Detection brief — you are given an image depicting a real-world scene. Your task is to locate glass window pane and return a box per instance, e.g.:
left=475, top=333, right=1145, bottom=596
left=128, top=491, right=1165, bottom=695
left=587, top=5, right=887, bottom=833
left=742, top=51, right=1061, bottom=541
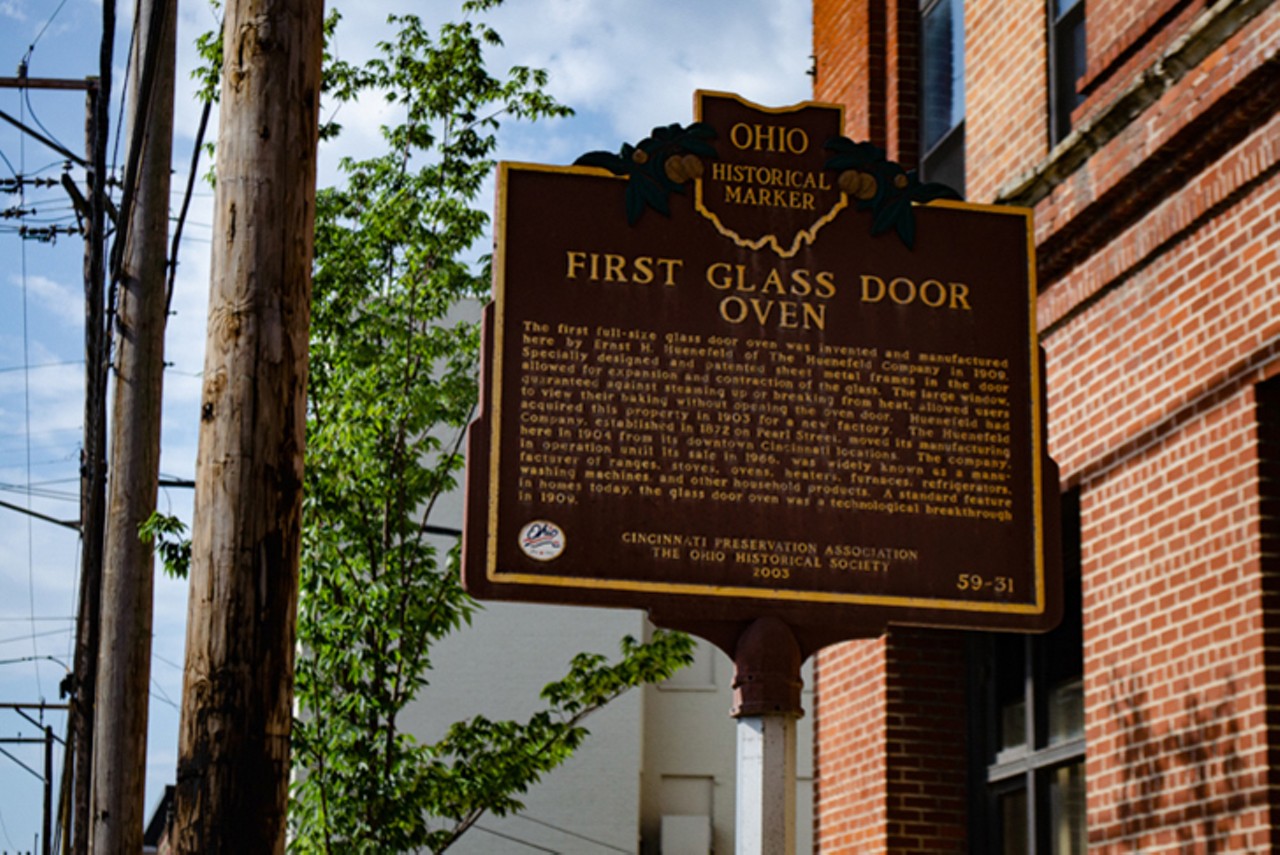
left=1048, top=676, right=1084, bottom=745
left=921, top=0, right=966, bottom=152
left=995, top=637, right=1026, bottom=755
left=1054, top=0, right=1082, bottom=18
left=1049, top=762, right=1087, bottom=855
left=920, top=124, right=965, bottom=196
left=1000, top=697, right=1027, bottom=755
left=1000, top=788, right=1029, bottom=855
left=1051, top=9, right=1086, bottom=144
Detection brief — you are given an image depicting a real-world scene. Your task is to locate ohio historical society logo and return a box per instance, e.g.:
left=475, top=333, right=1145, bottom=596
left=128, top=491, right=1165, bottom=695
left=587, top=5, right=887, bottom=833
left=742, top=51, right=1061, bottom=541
left=519, top=520, right=565, bottom=561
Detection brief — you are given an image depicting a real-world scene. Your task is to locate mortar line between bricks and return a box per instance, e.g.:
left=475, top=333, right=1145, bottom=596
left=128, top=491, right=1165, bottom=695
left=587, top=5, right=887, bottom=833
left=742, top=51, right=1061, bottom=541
left=1066, top=332, right=1280, bottom=491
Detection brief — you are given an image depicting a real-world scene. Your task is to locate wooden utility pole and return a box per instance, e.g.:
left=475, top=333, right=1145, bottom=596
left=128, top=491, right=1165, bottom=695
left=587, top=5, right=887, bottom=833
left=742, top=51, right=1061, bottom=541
left=170, top=0, right=323, bottom=850
left=90, top=0, right=174, bottom=849
left=75, top=13, right=114, bottom=854
left=72, top=75, right=107, bottom=855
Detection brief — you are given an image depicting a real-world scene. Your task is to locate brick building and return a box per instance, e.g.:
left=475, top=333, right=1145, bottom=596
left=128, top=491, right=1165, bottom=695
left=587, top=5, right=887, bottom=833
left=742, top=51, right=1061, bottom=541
left=810, top=0, right=1280, bottom=851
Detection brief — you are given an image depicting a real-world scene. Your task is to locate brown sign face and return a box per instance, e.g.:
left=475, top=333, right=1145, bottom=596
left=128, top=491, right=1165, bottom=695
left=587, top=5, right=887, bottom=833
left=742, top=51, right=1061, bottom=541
left=463, top=92, right=1060, bottom=634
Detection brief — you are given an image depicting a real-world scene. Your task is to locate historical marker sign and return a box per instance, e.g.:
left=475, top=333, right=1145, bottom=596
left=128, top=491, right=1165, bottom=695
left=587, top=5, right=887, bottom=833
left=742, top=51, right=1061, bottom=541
left=463, top=92, right=1060, bottom=635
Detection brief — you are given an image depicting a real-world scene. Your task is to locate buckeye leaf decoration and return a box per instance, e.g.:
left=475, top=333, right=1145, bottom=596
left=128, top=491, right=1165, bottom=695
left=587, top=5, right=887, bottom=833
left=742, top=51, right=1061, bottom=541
left=575, top=122, right=718, bottom=225
left=824, top=136, right=962, bottom=249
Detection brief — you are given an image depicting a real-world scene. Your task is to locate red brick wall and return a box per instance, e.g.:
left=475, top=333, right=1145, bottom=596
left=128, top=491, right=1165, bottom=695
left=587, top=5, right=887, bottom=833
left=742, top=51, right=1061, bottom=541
left=1035, top=127, right=1280, bottom=480
left=884, top=0, right=919, bottom=165
left=813, top=0, right=926, bottom=155
left=814, top=0, right=881, bottom=143
left=882, top=629, right=967, bottom=854
left=1078, top=390, right=1271, bottom=852
left=812, top=0, right=1280, bottom=851
left=1078, top=0, right=1207, bottom=108
left=966, top=0, right=1049, bottom=203
left=814, top=637, right=889, bottom=853
left=1039, top=145, right=1280, bottom=853
left=813, top=630, right=968, bottom=854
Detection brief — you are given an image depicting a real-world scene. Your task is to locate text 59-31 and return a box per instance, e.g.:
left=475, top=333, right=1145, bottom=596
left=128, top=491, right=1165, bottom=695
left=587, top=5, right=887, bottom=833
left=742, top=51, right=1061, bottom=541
left=956, top=573, right=1013, bottom=594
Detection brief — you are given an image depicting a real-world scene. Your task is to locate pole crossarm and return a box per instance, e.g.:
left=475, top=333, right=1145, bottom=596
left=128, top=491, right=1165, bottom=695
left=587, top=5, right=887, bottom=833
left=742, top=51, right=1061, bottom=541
left=0, top=77, right=97, bottom=91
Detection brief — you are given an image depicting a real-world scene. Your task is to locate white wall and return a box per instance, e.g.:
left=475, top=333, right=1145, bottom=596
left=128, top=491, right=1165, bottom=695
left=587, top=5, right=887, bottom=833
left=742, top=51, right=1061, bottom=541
left=640, top=638, right=814, bottom=855
left=404, top=601, right=648, bottom=854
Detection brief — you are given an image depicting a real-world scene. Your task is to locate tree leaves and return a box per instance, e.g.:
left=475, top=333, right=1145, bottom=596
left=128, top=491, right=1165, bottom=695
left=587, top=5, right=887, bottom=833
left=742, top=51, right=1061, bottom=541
left=286, top=6, right=694, bottom=854
left=138, top=511, right=191, bottom=579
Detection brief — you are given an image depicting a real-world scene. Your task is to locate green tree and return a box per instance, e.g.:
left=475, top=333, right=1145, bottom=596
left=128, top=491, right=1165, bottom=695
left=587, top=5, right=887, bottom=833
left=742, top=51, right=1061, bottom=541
left=286, top=5, right=694, bottom=853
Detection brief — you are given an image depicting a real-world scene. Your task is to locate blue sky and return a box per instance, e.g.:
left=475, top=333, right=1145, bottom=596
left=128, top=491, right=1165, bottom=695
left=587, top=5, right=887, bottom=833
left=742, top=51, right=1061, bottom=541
left=0, top=0, right=811, bottom=848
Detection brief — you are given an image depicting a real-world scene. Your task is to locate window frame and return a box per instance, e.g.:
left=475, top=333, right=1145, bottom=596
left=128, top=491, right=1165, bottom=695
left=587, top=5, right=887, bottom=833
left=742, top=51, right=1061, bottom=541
left=967, top=490, right=1085, bottom=854
left=1048, top=0, right=1087, bottom=147
left=919, top=0, right=967, bottom=194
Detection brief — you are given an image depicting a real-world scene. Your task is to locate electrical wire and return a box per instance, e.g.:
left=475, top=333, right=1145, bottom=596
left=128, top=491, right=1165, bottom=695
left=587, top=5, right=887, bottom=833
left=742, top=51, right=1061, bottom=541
left=0, top=618, right=75, bottom=623
left=0, top=803, right=15, bottom=850
left=107, top=0, right=175, bottom=293
left=18, top=85, right=42, bottom=701
left=149, top=679, right=177, bottom=711
left=23, top=0, right=72, bottom=62
left=514, top=814, right=633, bottom=854
left=26, top=160, right=71, bottom=176
left=472, top=824, right=561, bottom=853
left=0, top=483, right=80, bottom=503
left=0, top=655, right=70, bottom=668
left=152, top=652, right=182, bottom=670
left=109, top=15, right=137, bottom=188
left=166, top=98, right=212, bottom=310
left=0, top=487, right=80, bottom=506
left=0, top=628, right=71, bottom=647
left=23, top=89, right=71, bottom=164
left=0, top=361, right=83, bottom=373
left=0, top=107, right=89, bottom=168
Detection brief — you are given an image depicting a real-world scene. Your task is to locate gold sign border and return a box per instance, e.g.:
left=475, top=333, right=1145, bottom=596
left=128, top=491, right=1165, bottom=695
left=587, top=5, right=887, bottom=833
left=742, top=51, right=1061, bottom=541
left=486, top=161, right=1047, bottom=618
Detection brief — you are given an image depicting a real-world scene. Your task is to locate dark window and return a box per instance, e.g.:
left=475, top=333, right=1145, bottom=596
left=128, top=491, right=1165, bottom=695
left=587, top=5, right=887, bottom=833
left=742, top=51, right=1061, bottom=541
left=1049, top=0, right=1087, bottom=146
left=969, top=490, right=1086, bottom=853
left=920, top=0, right=966, bottom=195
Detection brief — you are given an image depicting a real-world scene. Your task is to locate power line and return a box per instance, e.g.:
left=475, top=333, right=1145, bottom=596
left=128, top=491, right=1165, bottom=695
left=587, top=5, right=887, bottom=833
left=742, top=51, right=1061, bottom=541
left=0, top=655, right=70, bottom=668
left=0, top=483, right=81, bottom=503
left=0, top=628, right=71, bottom=647
left=514, top=814, right=632, bottom=854
left=0, top=618, right=75, bottom=623
left=0, top=802, right=16, bottom=850
left=21, top=89, right=71, bottom=164
left=24, top=0, right=73, bottom=61
left=18, top=86, right=42, bottom=700
left=472, top=824, right=561, bottom=853
left=166, top=98, right=210, bottom=310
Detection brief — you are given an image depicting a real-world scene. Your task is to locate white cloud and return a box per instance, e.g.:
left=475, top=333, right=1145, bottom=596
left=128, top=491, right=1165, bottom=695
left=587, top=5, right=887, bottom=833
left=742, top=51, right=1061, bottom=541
left=0, top=1, right=27, bottom=22
left=9, top=273, right=83, bottom=325
left=488, top=0, right=813, bottom=140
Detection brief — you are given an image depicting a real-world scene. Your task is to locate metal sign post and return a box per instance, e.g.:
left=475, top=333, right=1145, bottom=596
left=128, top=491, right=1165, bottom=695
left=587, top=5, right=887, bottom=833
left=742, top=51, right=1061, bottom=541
left=732, top=618, right=802, bottom=855
left=736, top=715, right=798, bottom=855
